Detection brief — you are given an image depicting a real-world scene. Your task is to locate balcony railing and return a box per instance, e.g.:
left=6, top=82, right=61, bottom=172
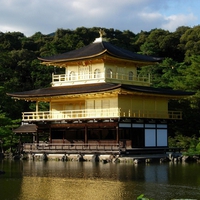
left=51, top=72, right=150, bottom=86
left=23, top=142, right=120, bottom=154
left=52, top=72, right=105, bottom=86
left=22, top=108, right=182, bottom=121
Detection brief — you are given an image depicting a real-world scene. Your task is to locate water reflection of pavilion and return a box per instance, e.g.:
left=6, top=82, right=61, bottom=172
left=20, top=161, right=170, bottom=199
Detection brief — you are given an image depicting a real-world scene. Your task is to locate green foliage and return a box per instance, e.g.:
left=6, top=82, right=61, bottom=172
left=140, top=42, right=156, bottom=55
left=0, top=111, right=21, bottom=152
left=169, top=135, right=200, bottom=155
left=137, top=194, right=154, bottom=200
left=182, top=55, right=200, bottom=92
left=150, top=58, right=180, bottom=88
left=29, top=102, right=49, bottom=112
left=180, top=26, right=200, bottom=62
left=195, top=141, right=200, bottom=152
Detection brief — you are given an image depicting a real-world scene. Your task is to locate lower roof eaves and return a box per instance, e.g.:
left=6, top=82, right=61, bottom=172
left=7, top=83, right=194, bottom=100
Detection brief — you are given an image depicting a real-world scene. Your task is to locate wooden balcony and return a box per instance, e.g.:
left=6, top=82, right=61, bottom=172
left=22, top=108, right=182, bottom=121
left=51, top=72, right=150, bottom=86
left=22, top=143, right=181, bottom=155
left=22, top=142, right=120, bottom=154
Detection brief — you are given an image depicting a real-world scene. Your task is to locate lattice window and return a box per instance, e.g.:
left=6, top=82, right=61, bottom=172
left=94, top=68, right=101, bottom=78
left=69, top=71, right=75, bottom=80
left=106, top=68, right=112, bottom=78
left=129, top=71, right=133, bottom=80
left=79, top=66, right=89, bottom=79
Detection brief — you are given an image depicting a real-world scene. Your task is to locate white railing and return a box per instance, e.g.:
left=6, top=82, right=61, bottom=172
left=22, top=108, right=182, bottom=121
left=52, top=72, right=105, bottom=86
left=52, top=72, right=105, bottom=82
left=51, top=72, right=151, bottom=86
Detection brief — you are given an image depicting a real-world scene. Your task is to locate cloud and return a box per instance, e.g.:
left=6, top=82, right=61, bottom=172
left=0, top=0, right=199, bottom=36
left=162, top=14, right=197, bottom=31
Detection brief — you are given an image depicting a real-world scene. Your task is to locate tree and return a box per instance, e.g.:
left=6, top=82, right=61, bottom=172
left=140, top=42, right=157, bottom=56
left=180, top=25, right=200, bottom=62
left=144, top=28, right=170, bottom=56
left=135, top=30, right=149, bottom=51
left=0, top=111, right=21, bottom=153
left=182, top=55, right=200, bottom=92
left=0, top=32, right=25, bottom=51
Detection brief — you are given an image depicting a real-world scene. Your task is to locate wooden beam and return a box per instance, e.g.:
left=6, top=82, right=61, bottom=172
left=50, top=122, right=118, bottom=129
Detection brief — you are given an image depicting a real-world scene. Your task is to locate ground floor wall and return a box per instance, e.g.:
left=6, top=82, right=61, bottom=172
left=34, top=120, right=168, bottom=149
left=119, top=122, right=168, bottom=148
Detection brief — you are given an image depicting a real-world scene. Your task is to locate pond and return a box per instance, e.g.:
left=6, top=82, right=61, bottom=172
left=0, top=159, right=200, bottom=200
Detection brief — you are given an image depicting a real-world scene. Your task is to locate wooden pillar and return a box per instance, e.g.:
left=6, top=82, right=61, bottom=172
left=36, top=101, right=39, bottom=113
left=84, top=125, right=88, bottom=143
left=116, top=126, right=119, bottom=143
left=19, top=135, right=22, bottom=153
left=62, top=130, right=65, bottom=143
left=49, top=126, right=52, bottom=143
left=32, top=134, right=36, bottom=143
left=36, top=131, right=39, bottom=144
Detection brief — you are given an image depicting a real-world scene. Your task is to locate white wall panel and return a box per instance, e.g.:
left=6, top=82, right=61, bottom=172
left=157, top=129, right=167, bottom=146
left=145, top=129, right=156, bottom=147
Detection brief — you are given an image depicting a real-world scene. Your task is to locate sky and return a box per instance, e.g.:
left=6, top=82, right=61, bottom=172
left=0, top=0, right=200, bottom=37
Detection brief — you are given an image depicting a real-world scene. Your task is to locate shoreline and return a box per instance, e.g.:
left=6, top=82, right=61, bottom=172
left=1, top=152, right=200, bottom=163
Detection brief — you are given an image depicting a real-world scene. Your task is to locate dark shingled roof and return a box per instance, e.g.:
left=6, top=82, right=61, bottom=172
left=38, top=41, right=162, bottom=63
left=121, top=85, right=194, bottom=96
left=13, top=124, right=37, bottom=133
left=7, top=83, right=194, bottom=98
left=7, top=83, right=120, bottom=98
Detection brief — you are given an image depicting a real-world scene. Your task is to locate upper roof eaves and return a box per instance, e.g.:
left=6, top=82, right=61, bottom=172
left=38, top=40, right=162, bottom=63
left=103, top=42, right=162, bottom=62
left=39, top=42, right=106, bottom=62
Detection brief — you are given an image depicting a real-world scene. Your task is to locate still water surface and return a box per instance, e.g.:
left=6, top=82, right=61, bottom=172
left=0, top=159, right=200, bottom=200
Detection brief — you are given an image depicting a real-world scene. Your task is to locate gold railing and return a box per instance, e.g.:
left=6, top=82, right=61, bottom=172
left=22, top=108, right=182, bottom=121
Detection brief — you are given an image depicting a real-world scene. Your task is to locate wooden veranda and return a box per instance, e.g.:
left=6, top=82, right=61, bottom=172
left=22, top=142, right=121, bottom=155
